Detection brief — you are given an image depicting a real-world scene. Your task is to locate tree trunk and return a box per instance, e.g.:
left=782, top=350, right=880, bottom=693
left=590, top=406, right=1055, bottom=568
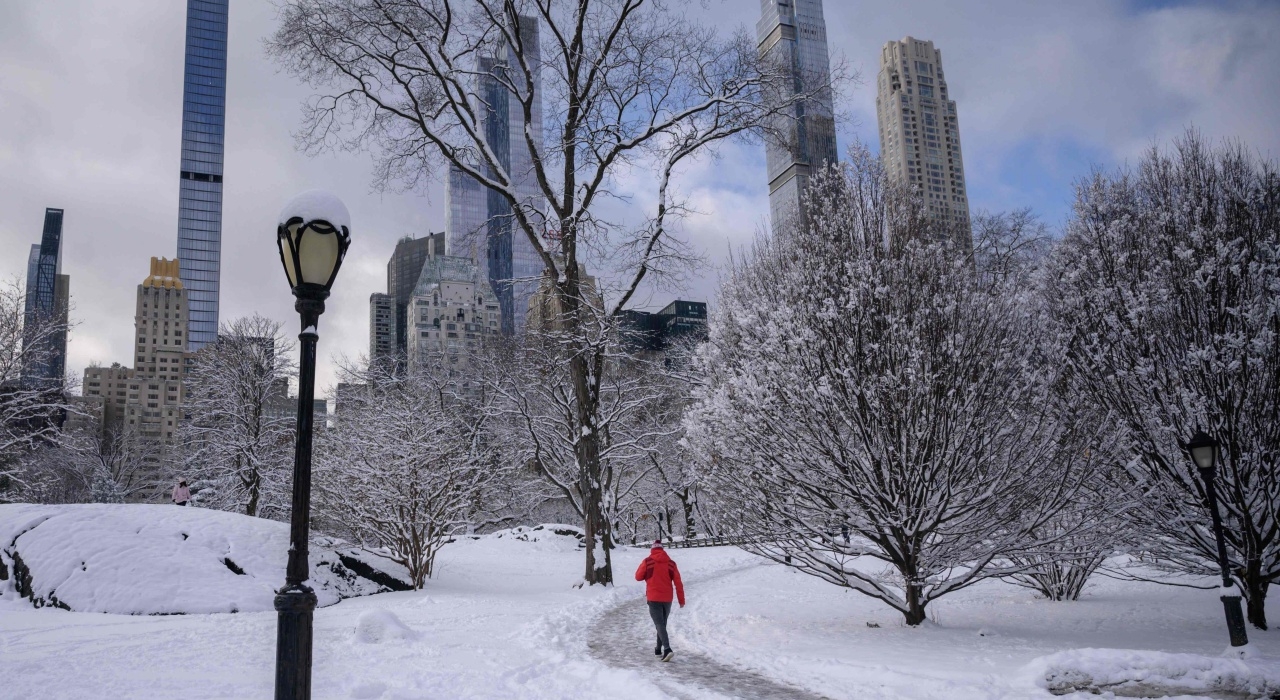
left=903, top=583, right=927, bottom=626
left=682, top=492, right=696, bottom=539
left=1244, top=563, right=1269, bottom=630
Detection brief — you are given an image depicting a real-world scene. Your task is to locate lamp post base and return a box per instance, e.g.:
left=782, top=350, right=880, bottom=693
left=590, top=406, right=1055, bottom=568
left=1222, top=594, right=1249, bottom=647
left=274, top=584, right=318, bottom=700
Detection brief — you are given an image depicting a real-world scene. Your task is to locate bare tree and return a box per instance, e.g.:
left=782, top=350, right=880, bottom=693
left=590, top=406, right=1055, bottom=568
left=1045, top=131, right=1280, bottom=628
left=970, top=207, right=1053, bottom=289
left=315, top=361, right=515, bottom=588
left=177, top=316, right=297, bottom=519
left=685, top=149, right=1097, bottom=626
left=0, top=278, right=74, bottom=501
left=268, top=0, right=835, bottom=584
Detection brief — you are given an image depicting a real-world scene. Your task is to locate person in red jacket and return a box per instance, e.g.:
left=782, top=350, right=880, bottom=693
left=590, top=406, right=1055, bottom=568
left=635, top=539, right=685, bottom=661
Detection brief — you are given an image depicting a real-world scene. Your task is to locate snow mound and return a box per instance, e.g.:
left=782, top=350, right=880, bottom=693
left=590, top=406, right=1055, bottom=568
left=0, top=504, right=409, bottom=614
left=354, top=608, right=420, bottom=644
left=488, top=524, right=584, bottom=551
left=278, top=189, right=350, bottom=230
left=1026, top=648, right=1280, bottom=698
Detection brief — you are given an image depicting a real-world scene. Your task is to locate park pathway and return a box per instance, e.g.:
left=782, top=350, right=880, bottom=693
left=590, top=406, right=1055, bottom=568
left=586, top=573, right=829, bottom=700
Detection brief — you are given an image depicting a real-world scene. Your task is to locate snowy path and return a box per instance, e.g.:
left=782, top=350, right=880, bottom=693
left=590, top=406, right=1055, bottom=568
left=587, top=571, right=828, bottom=700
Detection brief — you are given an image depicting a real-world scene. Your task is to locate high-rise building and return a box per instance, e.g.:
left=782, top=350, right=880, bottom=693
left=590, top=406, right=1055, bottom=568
left=174, top=0, right=229, bottom=350
left=526, top=257, right=603, bottom=334
left=368, top=293, right=395, bottom=364
left=757, top=0, right=838, bottom=227
left=22, top=208, right=70, bottom=388
left=82, top=258, right=194, bottom=483
left=406, top=249, right=501, bottom=375
left=447, top=15, right=544, bottom=336
left=876, top=36, right=971, bottom=243
left=387, top=233, right=445, bottom=355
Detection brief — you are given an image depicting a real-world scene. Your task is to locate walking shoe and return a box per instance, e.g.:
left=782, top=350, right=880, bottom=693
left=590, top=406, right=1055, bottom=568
left=662, top=649, right=674, bottom=662
left=654, top=645, right=662, bottom=657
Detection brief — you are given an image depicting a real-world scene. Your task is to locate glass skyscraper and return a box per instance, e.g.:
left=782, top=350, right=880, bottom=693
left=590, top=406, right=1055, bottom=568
left=757, top=0, right=838, bottom=228
left=175, top=0, right=229, bottom=350
left=22, top=208, right=69, bottom=387
left=446, top=16, right=543, bottom=336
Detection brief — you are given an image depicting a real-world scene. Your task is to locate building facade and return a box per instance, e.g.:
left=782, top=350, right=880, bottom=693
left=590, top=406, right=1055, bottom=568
left=876, top=36, right=971, bottom=244
left=446, top=15, right=544, bottom=336
left=22, top=207, right=70, bottom=388
left=368, top=292, right=395, bottom=365
left=175, top=0, right=229, bottom=350
left=407, top=252, right=502, bottom=374
left=618, top=301, right=709, bottom=357
left=82, top=258, right=194, bottom=480
left=525, top=258, right=604, bottom=334
left=757, top=0, right=838, bottom=228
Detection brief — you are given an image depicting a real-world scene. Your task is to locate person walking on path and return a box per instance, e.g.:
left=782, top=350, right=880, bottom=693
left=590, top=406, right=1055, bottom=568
left=172, top=479, right=190, bottom=506
left=635, top=539, right=685, bottom=662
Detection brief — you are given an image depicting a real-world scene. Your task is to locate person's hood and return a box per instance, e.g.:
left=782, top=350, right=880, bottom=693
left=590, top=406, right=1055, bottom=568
left=649, top=547, right=672, bottom=563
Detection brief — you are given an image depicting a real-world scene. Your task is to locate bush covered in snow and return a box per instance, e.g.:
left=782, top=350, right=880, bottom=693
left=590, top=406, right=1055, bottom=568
left=0, top=504, right=411, bottom=614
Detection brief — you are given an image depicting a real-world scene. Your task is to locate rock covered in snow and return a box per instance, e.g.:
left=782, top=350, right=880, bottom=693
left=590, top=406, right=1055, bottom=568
left=0, top=504, right=409, bottom=614
left=278, top=189, right=351, bottom=230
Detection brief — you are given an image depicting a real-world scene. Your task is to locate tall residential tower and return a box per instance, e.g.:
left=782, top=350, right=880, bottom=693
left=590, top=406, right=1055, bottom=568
left=174, top=0, right=229, bottom=350
left=22, top=208, right=70, bottom=388
left=876, top=37, right=971, bottom=243
left=446, top=15, right=543, bottom=336
left=757, top=0, right=838, bottom=227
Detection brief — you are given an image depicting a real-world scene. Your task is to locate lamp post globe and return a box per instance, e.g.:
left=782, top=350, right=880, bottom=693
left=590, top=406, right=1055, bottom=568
left=1183, top=428, right=1248, bottom=649
left=1185, top=429, right=1218, bottom=473
left=273, top=190, right=350, bottom=700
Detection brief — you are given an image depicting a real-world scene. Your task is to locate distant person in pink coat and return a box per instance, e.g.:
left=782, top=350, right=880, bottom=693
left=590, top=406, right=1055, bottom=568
left=172, top=479, right=190, bottom=506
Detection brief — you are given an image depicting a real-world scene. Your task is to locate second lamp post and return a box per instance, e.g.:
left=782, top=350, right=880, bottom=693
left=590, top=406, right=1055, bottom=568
left=274, top=191, right=352, bottom=700
left=1184, top=429, right=1249, bottom=648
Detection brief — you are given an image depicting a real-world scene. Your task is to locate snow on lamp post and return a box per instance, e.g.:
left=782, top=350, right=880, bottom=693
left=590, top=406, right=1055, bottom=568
left=1184, top=429, right=1249, bottom=648
left=273, top=190, right=351, bottom=700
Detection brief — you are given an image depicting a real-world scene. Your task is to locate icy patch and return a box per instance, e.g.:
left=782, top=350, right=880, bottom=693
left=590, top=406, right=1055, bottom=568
left=354, top=609, right=421, bottom=644
left=278, top=189, right=351, bottom=230
left=1026, top=648, right=1280, bottom=698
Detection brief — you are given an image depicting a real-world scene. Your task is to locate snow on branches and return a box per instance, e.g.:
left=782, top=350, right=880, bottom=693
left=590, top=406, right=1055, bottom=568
left=685, top=147, right=1099, bottom=625
left=314, top=360, right=518, bottom=589
left=177, top=316, right=297, bottom=519
left=1044, top=131, right=1280, bottom=628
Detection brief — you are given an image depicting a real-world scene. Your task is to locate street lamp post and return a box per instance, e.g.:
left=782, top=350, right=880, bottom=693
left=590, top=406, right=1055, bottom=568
left=1184, top=429, right=1249, bottom=648
left=273, top=191, right=351, bottom=700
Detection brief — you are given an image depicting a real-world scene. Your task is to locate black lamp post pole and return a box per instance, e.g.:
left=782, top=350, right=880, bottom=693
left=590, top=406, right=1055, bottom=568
left=1199, top=464, right=1249, bottom=647
left=274, top=291, right=326, bottom=700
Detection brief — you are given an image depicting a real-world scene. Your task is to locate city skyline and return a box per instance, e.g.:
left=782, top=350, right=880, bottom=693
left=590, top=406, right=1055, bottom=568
left=1, top=0, right=1276, bottom=395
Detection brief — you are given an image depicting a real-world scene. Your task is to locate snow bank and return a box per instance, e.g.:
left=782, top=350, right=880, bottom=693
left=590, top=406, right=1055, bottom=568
left=1026, top=648, right=1280, bottom=698
left=0, top=504, right=409, bottom=614
left=488, top=524, right=585, bottom=551
left=354, top=608, right=421, bottom=644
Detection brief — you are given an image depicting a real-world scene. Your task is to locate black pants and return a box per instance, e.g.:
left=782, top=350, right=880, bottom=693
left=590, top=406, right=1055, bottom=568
left=648, top=601, right=672, bottom=652
left=175, top=501, right=187, bottom=506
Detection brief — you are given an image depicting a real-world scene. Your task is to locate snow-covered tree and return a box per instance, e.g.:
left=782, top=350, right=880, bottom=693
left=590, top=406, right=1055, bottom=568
left=177, top=315, right=297, bottom=519
left=268, top=0, right=836, bottom=585
left=315, top=360, right=519, bottom=588
left=485, top=325, right=683, bottom=560
left=685, top=147, right=1097, bottom=625
left=1044, top=131, right=1280, bottom=628
left=0, top=278, right=74, bottom=502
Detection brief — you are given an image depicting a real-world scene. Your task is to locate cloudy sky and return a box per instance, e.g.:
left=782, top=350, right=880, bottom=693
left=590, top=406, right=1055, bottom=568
left=1, top=0, right=1277, bottom=396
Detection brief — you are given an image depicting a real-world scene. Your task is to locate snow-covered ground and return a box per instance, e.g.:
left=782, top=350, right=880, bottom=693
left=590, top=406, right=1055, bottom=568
left=3, top=506, right=1280, bottom=699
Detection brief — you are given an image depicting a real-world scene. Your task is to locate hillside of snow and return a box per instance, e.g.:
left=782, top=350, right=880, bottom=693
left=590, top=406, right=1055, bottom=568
left=5, top=511, right=1280, bottom=699
left=0, top=504, right=410, bottom=614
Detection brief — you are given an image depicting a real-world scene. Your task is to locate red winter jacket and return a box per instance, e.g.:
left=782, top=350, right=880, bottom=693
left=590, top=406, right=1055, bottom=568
left=635, top=547, right=685, bottom=605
